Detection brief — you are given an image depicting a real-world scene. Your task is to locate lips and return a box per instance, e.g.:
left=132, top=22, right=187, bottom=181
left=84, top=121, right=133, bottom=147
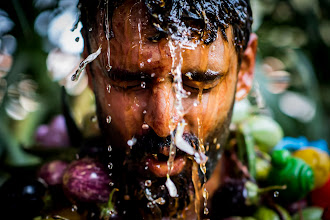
left=145, top=155, right=186, bottom=177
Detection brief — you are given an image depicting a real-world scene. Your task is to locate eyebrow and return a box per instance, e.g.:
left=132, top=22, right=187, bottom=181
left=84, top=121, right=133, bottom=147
left=106, top=68, right=225, bottom=82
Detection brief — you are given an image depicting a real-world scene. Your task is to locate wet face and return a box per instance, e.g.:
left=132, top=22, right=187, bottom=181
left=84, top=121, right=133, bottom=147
left=84, top=0, right=256, bottom=217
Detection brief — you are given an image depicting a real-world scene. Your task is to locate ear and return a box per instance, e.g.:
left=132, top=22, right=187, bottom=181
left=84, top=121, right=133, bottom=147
left=235, top=33, right=258, bottom=101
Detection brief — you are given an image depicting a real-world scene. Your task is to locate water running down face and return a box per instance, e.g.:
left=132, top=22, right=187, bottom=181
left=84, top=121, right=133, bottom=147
left=81, top=0, right=257, bottom=218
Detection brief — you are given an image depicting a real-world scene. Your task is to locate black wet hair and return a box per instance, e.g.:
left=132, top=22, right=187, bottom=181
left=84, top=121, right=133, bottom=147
left=79, top=0, right=252, bottom=55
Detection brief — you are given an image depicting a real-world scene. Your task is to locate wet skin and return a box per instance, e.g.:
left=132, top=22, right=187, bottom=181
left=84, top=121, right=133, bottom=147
left=84, top=0, right=257, bottom=217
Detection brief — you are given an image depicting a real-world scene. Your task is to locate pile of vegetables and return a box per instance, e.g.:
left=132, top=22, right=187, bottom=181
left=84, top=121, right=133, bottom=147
left=209, top=100, right=330, bottom=219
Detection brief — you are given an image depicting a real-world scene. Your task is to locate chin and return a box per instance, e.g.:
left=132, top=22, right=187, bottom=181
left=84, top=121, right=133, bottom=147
left=115, top=153, right=194, bottom=218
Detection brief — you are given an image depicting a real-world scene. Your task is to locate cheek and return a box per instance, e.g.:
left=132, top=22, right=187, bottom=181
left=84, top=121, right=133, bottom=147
left=185, top=73, right=237, bottom=139
left=93, top=75, right=147, bottom=139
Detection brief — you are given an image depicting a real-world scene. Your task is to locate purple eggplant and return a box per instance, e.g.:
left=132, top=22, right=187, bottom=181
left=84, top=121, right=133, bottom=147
left=38, top=160, right=68, bottom=186
left=35, top=115, right=70, bottom=147
left=62, top=158, right=111, bottom=203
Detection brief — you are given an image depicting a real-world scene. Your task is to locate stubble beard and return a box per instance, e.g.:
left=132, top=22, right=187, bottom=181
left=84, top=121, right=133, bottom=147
left=94, top=94, right=235, bottom=218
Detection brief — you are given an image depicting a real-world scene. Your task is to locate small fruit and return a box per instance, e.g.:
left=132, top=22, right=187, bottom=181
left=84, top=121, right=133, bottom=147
left=62, top=157, right=111, bottom=203
left=38, top=160, right=68, bottom=186
left=293, top=147, right=330, bottom=189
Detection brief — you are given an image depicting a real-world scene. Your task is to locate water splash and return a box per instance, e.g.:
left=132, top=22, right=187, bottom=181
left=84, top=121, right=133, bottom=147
left=71, top=46, right=102, bottom=81
left=196, top=91, right=209, bottom=217
left=165, top=39, right=206, bottom=202
left=165, top=175, right=178, bottom=197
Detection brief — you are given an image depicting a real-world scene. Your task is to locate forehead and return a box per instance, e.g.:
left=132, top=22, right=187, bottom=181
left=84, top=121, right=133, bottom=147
left=91, top=0, right=238, bottom=75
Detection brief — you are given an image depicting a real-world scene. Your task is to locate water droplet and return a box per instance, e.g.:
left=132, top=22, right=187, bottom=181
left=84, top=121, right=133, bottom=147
left=106, top=115, right=112, bottom=124
left=75, top=154, right=80, bottom=160
left=143, top=110, right=147, bottom=114
left=213, top=138, right=217, bottom=144
left=108, top=162, right=113, bottom=169
left=151, top=73, right=155, bottom=77
left=106, top=84, right=111, bottom=93
left=141, top=82, right=146, bottom=88
left=145, top=180, right=152, bottom=187
left=216, top=143, right=221, bottom=150
left=160, top=185, right=165, bottom=190
left=142, top=123, right=149, bottom=129
left=89, top=28, right=93, bottom=32
left=204, top=207, right=209, bottom=215
left=108, top=145, right=112, bottom=152
left=147, top=202, right=154, bottom=209
left=75, top=37, right=80, bottom=42
left=193, top=101, right=199, bottom=107
left=274, top=191, right=279, bottom=197
left=71, top=205, right=78, bottom=212
left=106, top=64, right=112, bottom=71
left=127, top=137, right=137, bottom=147
left=147, top=58, right=152, bottom=63
left=109, top=173, right=112, bottom=176
left=140, top=62, right=145, bottom=68
left=109, top=182, right=114, bottom=186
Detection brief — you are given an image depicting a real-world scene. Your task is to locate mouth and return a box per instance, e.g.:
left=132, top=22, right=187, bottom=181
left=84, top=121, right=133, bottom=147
left=145, top=154, right=187, bottom=177
left=143, top=143, right=188, bottom=178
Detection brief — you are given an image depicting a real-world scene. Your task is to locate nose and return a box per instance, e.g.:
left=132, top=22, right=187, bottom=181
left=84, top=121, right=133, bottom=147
left=144, top=82, right=177, bottom=137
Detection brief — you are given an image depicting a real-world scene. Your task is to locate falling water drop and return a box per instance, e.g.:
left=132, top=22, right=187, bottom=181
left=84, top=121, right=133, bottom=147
left=108, top=162, right=113, bottom=169
left=89, top=28, right=93, bottom=32
left=145, top=180, right=152, bottom=187
left=141, top=81, right=146, bottom=88
left=106, top=115, right=112, bottom=124
left=204, top=207, right=209, bottom=215
left=143, top=110, right=147, bottom=114
left=75, top=37, right=79, bottom=42
left=274, top=191, right=279, bottom=197
left=109, top=182, right=114, bottom=186
left=108, top=145, right=112, bottom=152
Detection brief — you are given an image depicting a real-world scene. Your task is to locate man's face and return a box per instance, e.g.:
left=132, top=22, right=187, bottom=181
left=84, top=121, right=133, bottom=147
left=85, top=0, right=255, bottom=217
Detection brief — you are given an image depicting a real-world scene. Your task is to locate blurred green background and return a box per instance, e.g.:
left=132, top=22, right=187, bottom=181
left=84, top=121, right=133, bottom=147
left=0, top=0, right=329, bottom=180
